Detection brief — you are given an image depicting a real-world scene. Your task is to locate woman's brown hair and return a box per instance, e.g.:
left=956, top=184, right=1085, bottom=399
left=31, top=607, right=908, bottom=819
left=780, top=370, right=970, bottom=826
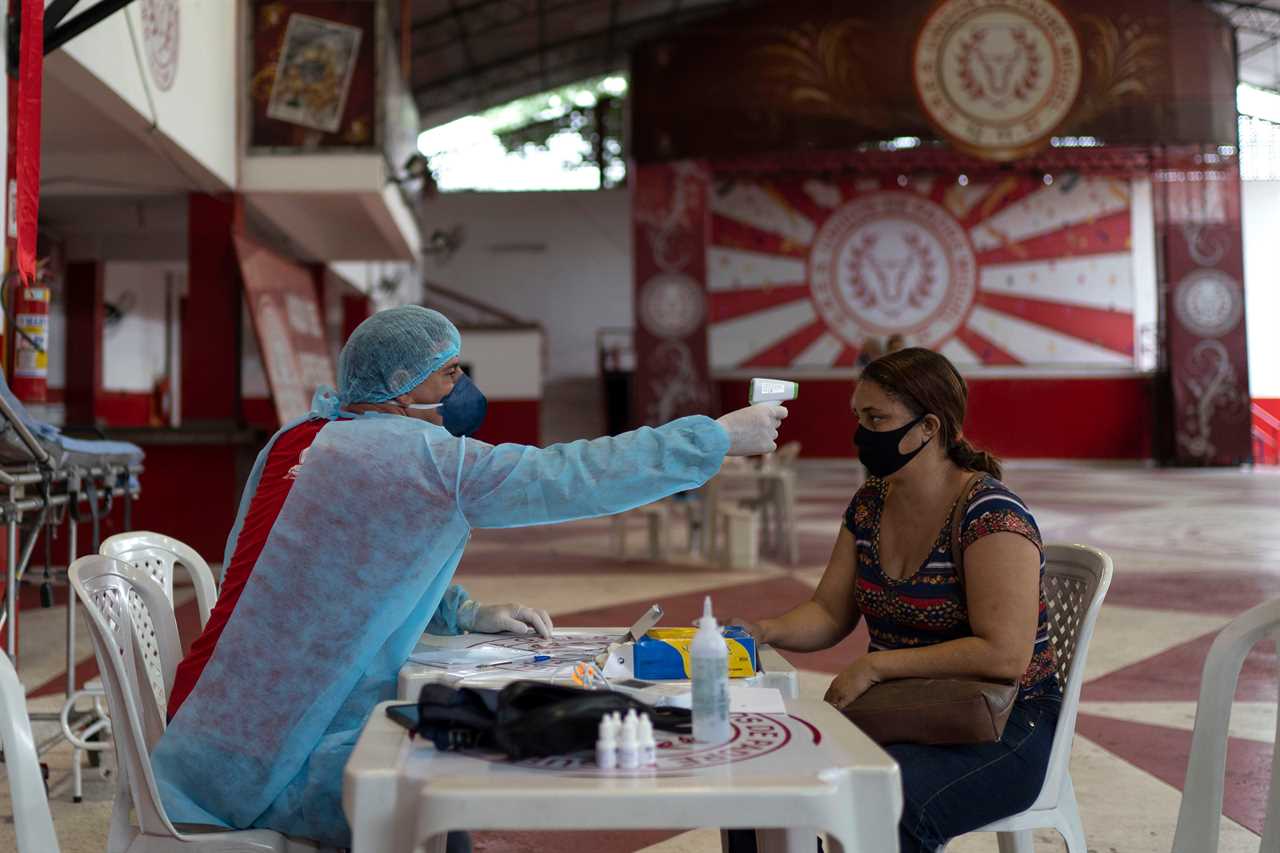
left=859, top=347, right=1002, bottom=479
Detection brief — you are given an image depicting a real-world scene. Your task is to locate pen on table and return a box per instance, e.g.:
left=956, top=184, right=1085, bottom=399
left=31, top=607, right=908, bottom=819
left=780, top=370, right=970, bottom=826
left=475, top=655, right=552, bottom=668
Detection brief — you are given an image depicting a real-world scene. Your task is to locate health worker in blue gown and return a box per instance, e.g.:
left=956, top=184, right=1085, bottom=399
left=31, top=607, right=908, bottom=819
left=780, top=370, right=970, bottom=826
left=150, top=306, right=788, bottom=847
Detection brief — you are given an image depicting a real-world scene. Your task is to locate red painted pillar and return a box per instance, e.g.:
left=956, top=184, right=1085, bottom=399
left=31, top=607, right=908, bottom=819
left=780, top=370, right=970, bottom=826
left=63, top=261, right=103, bottom=426
left=183, top=194, right=243, bottom=425
left=341, top=292, right=371, bottom=346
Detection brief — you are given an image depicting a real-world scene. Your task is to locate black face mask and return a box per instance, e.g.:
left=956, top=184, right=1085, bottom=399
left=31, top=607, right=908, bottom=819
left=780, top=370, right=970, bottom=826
left=854, top=414, right=931, bottom=478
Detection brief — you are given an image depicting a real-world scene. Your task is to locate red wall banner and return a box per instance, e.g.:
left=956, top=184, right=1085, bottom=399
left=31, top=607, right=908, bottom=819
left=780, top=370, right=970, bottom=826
left=631, top=0, right=1236, bottom=164
left=707, top=174, right=1136, bottom=371
left=1155, top=157, right=1252, bottom=465
left=632, top=162, right=714, bottom=426
left=234, top=235, right=337, bottom=424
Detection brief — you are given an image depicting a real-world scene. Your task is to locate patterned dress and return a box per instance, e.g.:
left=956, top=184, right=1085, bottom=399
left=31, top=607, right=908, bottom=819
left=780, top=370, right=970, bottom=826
left=843, top=474, right=1059, bottom=699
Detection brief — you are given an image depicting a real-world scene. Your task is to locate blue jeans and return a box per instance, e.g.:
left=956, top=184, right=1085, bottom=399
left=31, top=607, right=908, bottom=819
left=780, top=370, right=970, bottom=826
left=888, top=693, right=1062, bottom=852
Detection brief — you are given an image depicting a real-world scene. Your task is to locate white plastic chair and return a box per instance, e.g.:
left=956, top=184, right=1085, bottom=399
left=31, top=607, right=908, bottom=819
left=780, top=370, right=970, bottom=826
left=1, top=652, right=60, bottom=853
left=947, top=543, right=1114, bottom=853
left=100, top=531, right=219, bottom=624
left=61, top=531, right=219, bottom=801
left=1171, top=597, right=1280, bottom=853
left=69, top=554, right=315, bottom=853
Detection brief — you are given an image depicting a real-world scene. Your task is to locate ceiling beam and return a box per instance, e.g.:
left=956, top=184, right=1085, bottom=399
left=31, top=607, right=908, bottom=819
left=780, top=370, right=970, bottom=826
left=413, top=0, right=511, bottom=33
left=412, top=13, right=663, bottom=87
left=538, top=0, right=547, bottom=90
left=1210, top=0, right=1280, bottom=36
left=415, top=0, right=602, bottom=54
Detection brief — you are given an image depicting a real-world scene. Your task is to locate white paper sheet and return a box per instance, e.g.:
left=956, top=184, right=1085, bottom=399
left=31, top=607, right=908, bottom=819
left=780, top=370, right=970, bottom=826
left=408, top=644, right=535, bottom=669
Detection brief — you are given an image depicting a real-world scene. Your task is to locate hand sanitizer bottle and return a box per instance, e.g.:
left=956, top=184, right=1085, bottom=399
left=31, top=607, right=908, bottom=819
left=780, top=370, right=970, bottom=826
left=691, top=596, right=731, bottom=744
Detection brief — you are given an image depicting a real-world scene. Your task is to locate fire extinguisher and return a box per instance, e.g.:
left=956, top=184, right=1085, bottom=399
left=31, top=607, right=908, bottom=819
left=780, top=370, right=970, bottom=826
left=10, top=274, right=48, bottom=403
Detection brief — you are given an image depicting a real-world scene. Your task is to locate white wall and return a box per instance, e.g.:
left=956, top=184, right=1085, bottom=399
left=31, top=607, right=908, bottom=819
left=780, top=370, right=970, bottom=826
left=60, top=0, right=237, bottom=187
left=103, top=262, right=182, bottom=393
left=461, top=329, right=543, bottom=399
left=1242, top=181, right=1280, bottom=398
left=1131, top=178, right=1159, bottom=371
left=417, top=190, right=631, bottom=380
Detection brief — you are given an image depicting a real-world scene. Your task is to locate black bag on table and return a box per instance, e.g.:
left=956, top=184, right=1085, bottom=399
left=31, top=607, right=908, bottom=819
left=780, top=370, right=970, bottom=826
left=411, top=680, right=691, bottom=760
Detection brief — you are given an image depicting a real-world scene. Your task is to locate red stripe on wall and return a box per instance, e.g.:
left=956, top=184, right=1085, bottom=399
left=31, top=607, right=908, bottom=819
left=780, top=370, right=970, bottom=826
left=471, top=399, right=540, bottom=446
left=833, top=346, right=860, bottom=367
left=132, top=442, right=247, bottom=559
left=96, top=391, right=152, bottom=427
left=710, top=215, right=808, bottom=258
left=975, top=292, right=1134, bottom=355
left=975, top=210, right=1131, bottom=265
left=740, top=320, right=829, bottom=369
left=718, top=376, right=1153, bottom=459
left=953, top=327, right=1022, bottom=365
left=708, top=285, right=811, bottom=324
left=764, top=182, right=831, bottom=229
left=242, top=397, right=279, bottom=431
left=958, top=177, right=1041, bottom=229
left=1254, top=398, right=1280, bottom=420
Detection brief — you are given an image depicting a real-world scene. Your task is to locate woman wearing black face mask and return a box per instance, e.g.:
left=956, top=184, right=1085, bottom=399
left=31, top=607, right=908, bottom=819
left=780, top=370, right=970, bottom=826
left=730, top=348, right=1061, bottom=853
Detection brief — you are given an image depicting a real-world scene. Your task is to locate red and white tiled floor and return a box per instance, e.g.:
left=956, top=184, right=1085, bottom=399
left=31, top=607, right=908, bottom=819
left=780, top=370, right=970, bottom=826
left=3, top=460, right=1277, bottom=852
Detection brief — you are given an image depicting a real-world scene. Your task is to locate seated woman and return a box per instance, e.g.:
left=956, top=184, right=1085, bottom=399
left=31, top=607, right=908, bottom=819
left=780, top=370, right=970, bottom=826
left=734, top=347, right=1060, bottom=853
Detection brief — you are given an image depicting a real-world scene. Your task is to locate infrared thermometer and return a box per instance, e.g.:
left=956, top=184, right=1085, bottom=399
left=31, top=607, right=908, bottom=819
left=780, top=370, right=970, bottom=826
left=749, top=377, right=799, bottom=406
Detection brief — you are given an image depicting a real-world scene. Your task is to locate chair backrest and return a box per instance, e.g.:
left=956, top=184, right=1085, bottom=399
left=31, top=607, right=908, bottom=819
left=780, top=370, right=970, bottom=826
left=100, top=531, right=217, bottom=628
left=69, top=555, right=184, bottom=839
left=1171, top=597, right=1280, bottom=853
left=1029, top=543, right=1113, bottom=811
left=0, top=653, right=60, bottom=853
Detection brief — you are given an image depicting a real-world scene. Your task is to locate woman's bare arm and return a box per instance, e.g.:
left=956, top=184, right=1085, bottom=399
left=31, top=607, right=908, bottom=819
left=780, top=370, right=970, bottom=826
left=734, top=527, right=862, bottom=652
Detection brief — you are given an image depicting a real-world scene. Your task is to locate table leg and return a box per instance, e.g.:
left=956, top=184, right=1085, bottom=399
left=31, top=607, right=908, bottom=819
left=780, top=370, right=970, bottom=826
left=702, top=480, right=720, bottom=560
left=756, top=827, right=817, bottom=853
left=422, top=832, right=450, bottom=853
left=779, top=472, right=798, bottom=565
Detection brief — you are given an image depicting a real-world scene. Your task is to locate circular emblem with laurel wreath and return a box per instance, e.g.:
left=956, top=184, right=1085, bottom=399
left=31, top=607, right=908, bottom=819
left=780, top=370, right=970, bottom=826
left=141, top=0, right=180, bottom=92
left=639, top=273, right=706, bottom=340
left=809, top=192, right=977, bottom=349
left=1174, top=269, right=1243, bottom=339
left=914, top=0, right=1082, bottom=161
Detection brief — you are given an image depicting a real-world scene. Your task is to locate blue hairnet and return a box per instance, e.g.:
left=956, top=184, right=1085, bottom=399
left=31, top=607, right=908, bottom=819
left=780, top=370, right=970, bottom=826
left=337, top=306, right=461, bottom=406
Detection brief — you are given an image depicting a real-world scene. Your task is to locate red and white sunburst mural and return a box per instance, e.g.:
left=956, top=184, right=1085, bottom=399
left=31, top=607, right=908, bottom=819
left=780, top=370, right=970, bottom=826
left=707, top=174, right=1137, bottom=371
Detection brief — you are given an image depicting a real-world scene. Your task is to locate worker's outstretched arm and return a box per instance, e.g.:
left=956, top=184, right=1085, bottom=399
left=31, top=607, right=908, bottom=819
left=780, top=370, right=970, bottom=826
left=456, top=415, right=727, bottom=528
left=455, top=411, right=765, bottom=529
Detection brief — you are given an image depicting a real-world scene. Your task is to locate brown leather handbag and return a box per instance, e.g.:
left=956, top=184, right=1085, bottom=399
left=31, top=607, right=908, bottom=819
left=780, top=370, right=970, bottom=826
left=842, top=473, right=1019, bottom=746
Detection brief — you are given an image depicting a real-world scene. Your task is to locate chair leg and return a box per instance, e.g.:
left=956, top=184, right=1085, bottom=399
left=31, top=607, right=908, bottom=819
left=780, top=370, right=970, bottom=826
left=610, top=515, right=626, bottom=557
left=995, top=830, right=1033, bottom=853
left=647, top=513, right=664, bottom=560
left=73, top=744, right=83, bottom=802
left=1052, top=775, right=1088, bottom=853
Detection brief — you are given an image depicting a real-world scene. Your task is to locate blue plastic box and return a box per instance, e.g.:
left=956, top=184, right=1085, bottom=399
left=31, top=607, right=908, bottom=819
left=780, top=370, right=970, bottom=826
left=633, top=626, right=758, bottom=680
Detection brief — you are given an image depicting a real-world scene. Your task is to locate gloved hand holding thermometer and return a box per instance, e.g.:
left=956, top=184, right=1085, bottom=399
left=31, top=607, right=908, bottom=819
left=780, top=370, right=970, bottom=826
left=715, top=377, right=798, bottom=456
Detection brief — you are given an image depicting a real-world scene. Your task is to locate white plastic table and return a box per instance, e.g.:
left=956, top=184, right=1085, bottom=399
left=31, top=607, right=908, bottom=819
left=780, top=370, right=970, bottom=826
left=398, top=628, right=800, bottom=700
left=344, top=698, right=902, bottom=853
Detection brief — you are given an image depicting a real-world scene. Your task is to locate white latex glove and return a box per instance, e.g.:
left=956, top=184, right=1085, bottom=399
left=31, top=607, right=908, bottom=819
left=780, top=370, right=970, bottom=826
left=469, top=603, right=554, bottom=638
left=716, top=404, right=789, bottom=456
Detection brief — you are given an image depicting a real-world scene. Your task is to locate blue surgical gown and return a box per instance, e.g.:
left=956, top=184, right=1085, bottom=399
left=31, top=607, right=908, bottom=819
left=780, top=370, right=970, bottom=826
left=150, top=411, right=729, bottom=846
